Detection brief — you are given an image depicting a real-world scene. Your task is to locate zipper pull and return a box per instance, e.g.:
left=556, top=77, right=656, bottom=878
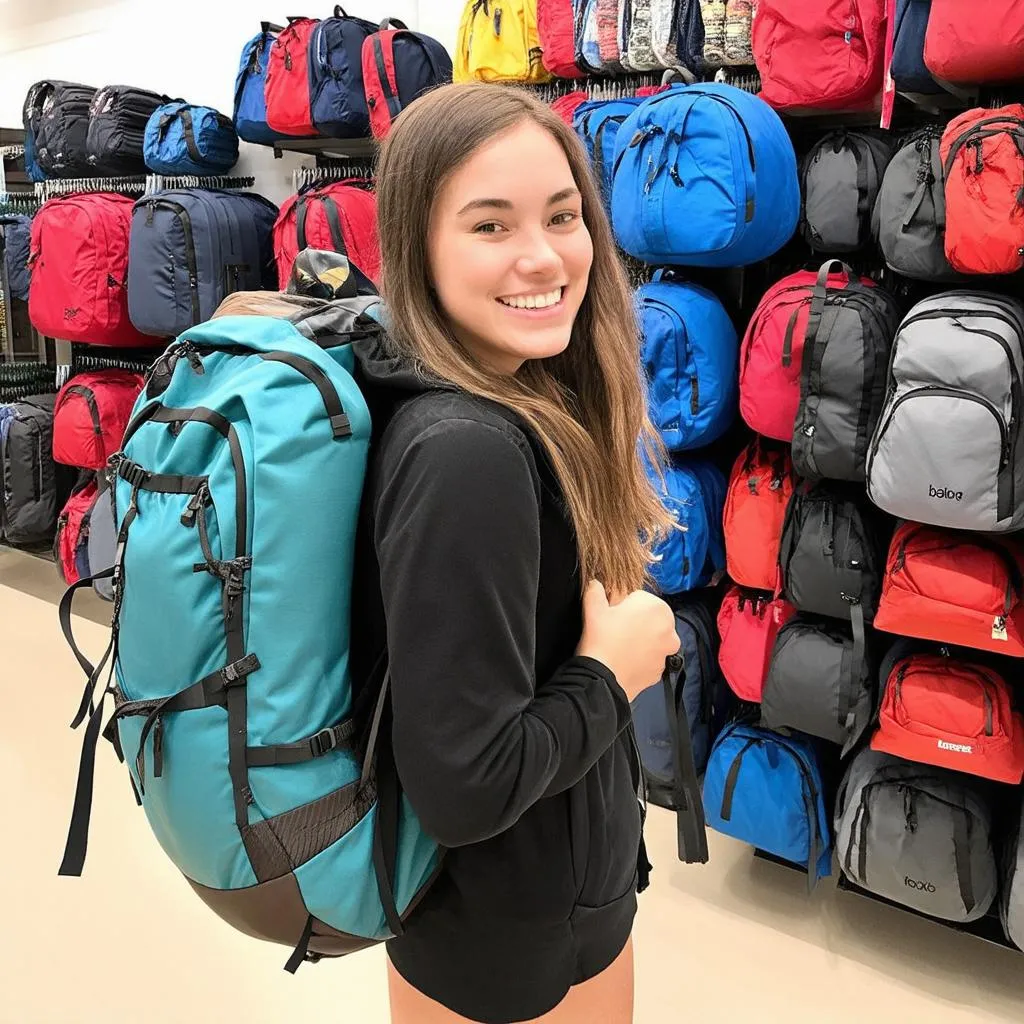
left=179, top=341, right=205, bottom=375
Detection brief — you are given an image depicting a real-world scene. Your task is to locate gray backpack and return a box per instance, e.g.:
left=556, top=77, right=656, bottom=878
left=872, top=126, right=962, bottom=282
left=866, top=292, right=1024, bottom=533
left=87, top=476, right=117, bottom=601
left=836, top=748, right=998, bottom=923
left=791, top=260, right=903, bottom=484
left=801, top=130, right=897, bottom=253
left=760, top=614, right=873, bottom=752
left=1000, top=792, right=1024, bottom=950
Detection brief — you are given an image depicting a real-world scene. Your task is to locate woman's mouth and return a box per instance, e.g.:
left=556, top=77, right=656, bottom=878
left=496, top=287, right=566, bottom=315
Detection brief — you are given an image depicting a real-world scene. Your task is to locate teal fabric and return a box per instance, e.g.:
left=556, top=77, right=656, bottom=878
left=112, top=313, right=441, bottom=933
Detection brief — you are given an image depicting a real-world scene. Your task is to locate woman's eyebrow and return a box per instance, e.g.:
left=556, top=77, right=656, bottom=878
left=456, top=187, right=581, bottom=217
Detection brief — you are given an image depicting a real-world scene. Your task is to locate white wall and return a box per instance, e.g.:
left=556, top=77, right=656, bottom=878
left=0, top=0, right=466, bottom=204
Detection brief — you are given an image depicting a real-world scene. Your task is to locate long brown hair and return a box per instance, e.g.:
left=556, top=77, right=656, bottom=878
left=375, top=82, right=675, bottom=598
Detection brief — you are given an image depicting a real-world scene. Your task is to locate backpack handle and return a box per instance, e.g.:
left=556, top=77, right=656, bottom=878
left=805, top=259, right=857, bottom=358
left=378, top=17, right=408, bottom=30
left=334, top=4, right=348, bottom=16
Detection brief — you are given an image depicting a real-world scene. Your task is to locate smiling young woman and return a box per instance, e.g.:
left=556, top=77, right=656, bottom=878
left=347, top=82, right=682, bottom=1024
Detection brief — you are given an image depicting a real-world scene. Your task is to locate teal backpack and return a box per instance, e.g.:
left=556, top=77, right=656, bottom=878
left=57, top=267, right=443, bottom=971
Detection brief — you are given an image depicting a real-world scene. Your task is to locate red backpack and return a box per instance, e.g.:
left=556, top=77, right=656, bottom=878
left=924, top=0, right=1024, bottom=84
left=273, top=180, right=381, bottom=290
left=54, top=476, right=99, bottom=585
left=753, top=0, right=886, bottom=111
left=872, top=651, right=1024, bottom=784
left=264, top=16, right=319, bottom=136
left=874, top=521, right=1024, bottom=656
left=551, top=91, right=588, bottom=126
left=717, top=586, right=797, bottom=703
left=739, top=265, right=868, bottom=441
left=941, top=105, right=1024, bottom=276
left=28, top=194, right=158, bottom=348
left=53, top=371, right=143, bottom=470
left=537, top=0, right=585, bottom=78
left=723, top=438, right=795, bottom=591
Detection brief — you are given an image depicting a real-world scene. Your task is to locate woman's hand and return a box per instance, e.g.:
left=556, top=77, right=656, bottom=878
left=576, top=580, right=680, bottom=702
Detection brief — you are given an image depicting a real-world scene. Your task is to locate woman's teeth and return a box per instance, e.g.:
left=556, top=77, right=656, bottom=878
left=497, top=288, right=563, bottom=310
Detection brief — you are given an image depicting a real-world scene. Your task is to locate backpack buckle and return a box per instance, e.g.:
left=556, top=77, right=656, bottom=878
left=309, top=727, right=339, bottom=758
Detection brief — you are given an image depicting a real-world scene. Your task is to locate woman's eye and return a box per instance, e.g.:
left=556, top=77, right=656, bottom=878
left=474, top=222, right=504, bottom=234
left=551, top=211, right=578, bottom=226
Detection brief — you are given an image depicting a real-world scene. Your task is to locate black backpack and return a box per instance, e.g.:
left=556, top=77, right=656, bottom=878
left=0, top=393, right=75, bottom=547
left=792, top=259, right=903, bottom=483
left=778, top=481, right=886, bottom=639
left=86, top=85, right=169, bottom=176
left=25, top=80, right=97, bottom=178
left=800, top=130, right=897, bottom=252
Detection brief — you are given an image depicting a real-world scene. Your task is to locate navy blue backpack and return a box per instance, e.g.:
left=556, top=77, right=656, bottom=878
left=574, top=98, right=644, bottom=214
left=645, top=457, right=726, bottom=596
left=638, top=270, right=738, bottom=452
left=310, top=7, right=379, bottom=138
left=703, top=722, right=832, bottom=885
left=892, top=0, right=941, bottom=94
left=144, top=103, right=240, bottom=176
left=127, top=189, right=278, bottom=338
left=632, top=594, right=729, bottom=803
left=0, top=214, right=33, bottom=301
left=611, top=83, right=800, bottom=267
left=234, top=24, right=296, bottom=145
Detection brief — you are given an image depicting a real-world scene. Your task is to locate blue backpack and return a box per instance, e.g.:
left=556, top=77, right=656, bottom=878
left=631, top=594, right=728, bottom=800
left=638, top=271, right=738, bottom=452
left=310, top=7, right=379, bottom=138
left=0, top=214, right=33, bottom=301
left=645, top=457, right=726, bottom=596
left=703, top=722, right=832, bottom=885
left=23, top=129, right=46, bottom=183
left=144, top=102, right=240, bottom=177
left=234, top=24, right=294, bottom=145
left=127, top=188, right=278, bottom=338
left=56, top=288, right=443, bottom=971
left=892, top=0, right=941, bottom=94
left=574, top=98, right=644, bottom=213
left=611, top=83, right=800, bottom=267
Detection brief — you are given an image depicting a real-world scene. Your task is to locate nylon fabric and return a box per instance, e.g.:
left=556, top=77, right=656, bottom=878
left=716, top=586, right=796, bottom=703
left=924, top=0, right=1024, bottom=84
left=265, top=18, right=320, bottom=136
left=144, top=103, right=239, bottom=176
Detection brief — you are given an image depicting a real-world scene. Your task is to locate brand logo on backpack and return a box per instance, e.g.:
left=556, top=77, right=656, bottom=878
left=64, top=307, right=79, bottom=320
left=904, top=875, right=937, bottom=893
left=938, top=739, right=973, bottom=754
left=928, top=484, right=963, bottom=501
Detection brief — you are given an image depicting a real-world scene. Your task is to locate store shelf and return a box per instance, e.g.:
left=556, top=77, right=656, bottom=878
left=272, top=136, right=377, bottom=162
left=836, top=874, right=1016, bottom=952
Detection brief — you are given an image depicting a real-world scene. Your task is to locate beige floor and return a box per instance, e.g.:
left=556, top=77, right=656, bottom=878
left=3, top=545, right=1024, bottom=1024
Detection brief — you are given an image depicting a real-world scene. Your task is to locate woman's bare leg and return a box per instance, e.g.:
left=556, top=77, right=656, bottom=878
left=387, top=937, right=634, bottom=1024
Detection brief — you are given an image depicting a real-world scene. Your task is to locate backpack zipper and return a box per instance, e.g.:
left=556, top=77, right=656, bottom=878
left=895, top=662, right=996, bottom=737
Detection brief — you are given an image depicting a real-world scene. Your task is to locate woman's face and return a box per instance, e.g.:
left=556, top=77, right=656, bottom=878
left=427, top=120, right=594, bottom=376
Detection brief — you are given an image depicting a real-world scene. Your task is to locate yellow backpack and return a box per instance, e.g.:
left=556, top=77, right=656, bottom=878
left=454, top=0, right=553, bottom=84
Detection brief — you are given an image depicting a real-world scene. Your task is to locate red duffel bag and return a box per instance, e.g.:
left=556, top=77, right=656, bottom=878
left=53, top=371, right=144, bottom=470
left=924, top=0, right=1024, bottom=84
